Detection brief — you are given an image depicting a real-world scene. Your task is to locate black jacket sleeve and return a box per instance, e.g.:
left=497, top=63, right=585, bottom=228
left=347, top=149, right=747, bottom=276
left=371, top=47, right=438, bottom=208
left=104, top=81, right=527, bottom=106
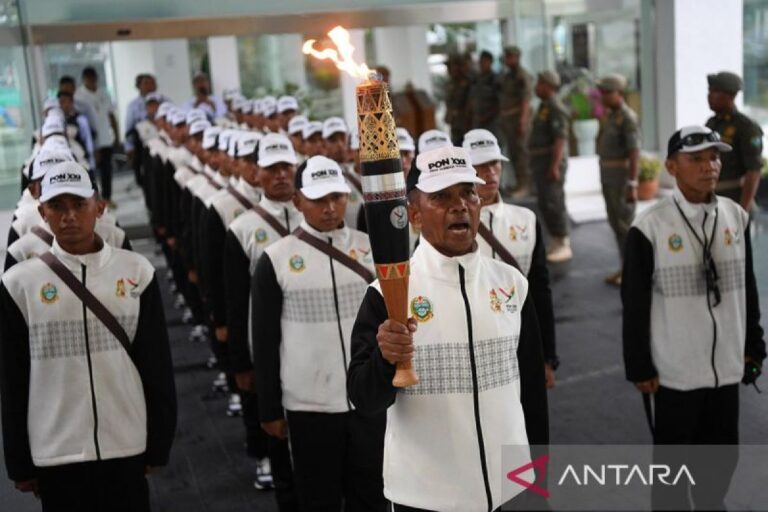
left=528, top=220, right=557, bottom=363
left=226, top=231, right=254, bottom=373
left=518, top=295, right=549, bottom=446
left=3, top=252, right=18, bottom=273
left=621, top=226, right=658, bottom=382
left=252, top=253, right=285, bottom=422
left=121, top=235, right=133, bottom=251
left=131, top=274, right=178, bottom=467
left=6, top=227, right=19, bottom=249
left=744, top=221, right=766, bottom=363
left=0, top=282, right=34, bottom=482
left=347, top=287, right=397, bottom=414
left=356, top=205, right=368, bottom=233
left=202, top=209, right=228, bottom=328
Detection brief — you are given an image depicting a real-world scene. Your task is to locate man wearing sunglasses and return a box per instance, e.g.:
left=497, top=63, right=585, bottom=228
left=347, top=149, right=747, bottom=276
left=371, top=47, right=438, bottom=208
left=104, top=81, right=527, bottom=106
left=621, top=126, right=765, bottom=510
left=706, top=71, right=764, bottom=213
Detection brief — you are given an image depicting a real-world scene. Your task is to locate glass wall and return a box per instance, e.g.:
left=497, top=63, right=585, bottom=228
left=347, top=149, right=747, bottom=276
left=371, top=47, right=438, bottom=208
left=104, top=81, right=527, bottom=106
left=744, top=0, right=768, bottom=148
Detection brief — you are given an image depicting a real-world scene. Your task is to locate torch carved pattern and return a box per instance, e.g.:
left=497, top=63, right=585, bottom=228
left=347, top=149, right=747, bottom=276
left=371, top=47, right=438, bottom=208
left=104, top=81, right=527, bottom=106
left=356, top=82, right=400, bottom=162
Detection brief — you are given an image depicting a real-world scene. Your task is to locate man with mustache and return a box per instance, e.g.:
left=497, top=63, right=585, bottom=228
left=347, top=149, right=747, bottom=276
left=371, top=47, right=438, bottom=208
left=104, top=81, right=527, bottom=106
left=348, top=146, right=548, bottom=512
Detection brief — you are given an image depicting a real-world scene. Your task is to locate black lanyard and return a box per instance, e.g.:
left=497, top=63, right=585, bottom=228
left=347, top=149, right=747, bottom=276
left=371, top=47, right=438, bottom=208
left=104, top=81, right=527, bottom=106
left=673, top=197, right=721, bottom=306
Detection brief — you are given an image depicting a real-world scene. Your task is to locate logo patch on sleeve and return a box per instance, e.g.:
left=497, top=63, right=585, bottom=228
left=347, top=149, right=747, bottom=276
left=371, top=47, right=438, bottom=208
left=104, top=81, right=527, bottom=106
left=289, top=255, right=305, bottom=273
left=40, top=283, right=59, bottom=304
left=410, top=295, right=434, bottom=322
left=668, top=234, right=683, bottom=252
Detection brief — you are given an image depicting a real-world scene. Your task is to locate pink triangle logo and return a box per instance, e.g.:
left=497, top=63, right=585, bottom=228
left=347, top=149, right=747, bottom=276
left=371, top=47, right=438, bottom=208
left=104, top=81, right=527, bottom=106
left=506, top=454, right=550, bottom=498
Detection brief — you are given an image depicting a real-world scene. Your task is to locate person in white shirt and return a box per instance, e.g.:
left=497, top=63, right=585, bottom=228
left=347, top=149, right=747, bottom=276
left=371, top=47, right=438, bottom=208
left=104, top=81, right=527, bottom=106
left=75, top=66, right=120, bottom=205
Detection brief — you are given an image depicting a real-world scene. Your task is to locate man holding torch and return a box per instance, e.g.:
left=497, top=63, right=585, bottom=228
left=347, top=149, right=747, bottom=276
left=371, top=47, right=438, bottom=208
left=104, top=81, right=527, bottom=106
left=348, top=146, right=549, bottom=512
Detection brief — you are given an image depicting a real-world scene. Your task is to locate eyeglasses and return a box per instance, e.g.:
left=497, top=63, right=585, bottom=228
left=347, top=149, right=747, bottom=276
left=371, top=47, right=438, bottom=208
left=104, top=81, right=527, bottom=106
left=671, top=131, right=722, bottom=153
left=704, top=252, right=722, bottom=308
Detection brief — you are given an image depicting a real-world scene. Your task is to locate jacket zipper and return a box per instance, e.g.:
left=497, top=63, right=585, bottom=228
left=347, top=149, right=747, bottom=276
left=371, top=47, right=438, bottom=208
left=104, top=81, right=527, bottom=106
left=702, top=212, right=719, bottom=387
left=81, top=264, right=102, bottom=459
left=488, top=212, right=496, bottom=260
left=284, top=208, right=290, bottom=232
left=459, top=265, right=492, bottom=512
left=328, top=238, right=352, bottom=411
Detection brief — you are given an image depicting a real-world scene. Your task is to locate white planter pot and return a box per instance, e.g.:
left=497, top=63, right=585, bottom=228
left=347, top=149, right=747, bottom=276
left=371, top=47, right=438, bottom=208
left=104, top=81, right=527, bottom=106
left=572, top=119, right=600, bottom=156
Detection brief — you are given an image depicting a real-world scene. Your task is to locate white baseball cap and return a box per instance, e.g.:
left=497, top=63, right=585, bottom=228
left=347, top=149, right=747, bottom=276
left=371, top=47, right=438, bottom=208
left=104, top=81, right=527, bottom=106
left=189, top=120, right=211, bottom=137
left=240, top=99, right=254, bottom=114
left=31, top=148, right=75, bottom=181
left=414, top=146, right=485, bottom=193
left=397, top=127, right=415, bottom=152
left=236, top=132, right=261, bottom=158
left=203, top=126, right=223, bottom=150
left=258, top=133, right=298, bottom=167
left=144, top=92, right=163, bottom=104
left=261, top=96, right=278, bottom=118
left=288, top=115, right=308, bottom=136
left=417, top=129, right=452, bottom=153
left=302, top=121, right=323, bottom=140
left=169, top=109, right=187, bottom=126
left=227, top=131, right=242, bottom=157
left=156, top=102, right=175, bottom=120
left=231, top=97, right=248, bottom=113
left=277, top=95, right=299, bottom=114
left=39, top=161, right=95, bottom=202
left=41, top=115, right=65, bottom=138
left=322, top=117, right=348, bottom=139
left=296, top=156, right=351, bottom=199
left=186, top=109, right=207, bottom=125
left=462, top=129, right=509, bottom=165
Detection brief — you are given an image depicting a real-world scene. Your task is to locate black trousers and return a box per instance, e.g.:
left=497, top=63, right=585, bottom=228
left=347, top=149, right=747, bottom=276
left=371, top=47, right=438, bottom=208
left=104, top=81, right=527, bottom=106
left=37, top=454, right=149, bottom=512
left=286, top=409, right=387, bottom=512
left=96, top=147, right=114, bottom=200
left=651, top=384, right=739, bottom=511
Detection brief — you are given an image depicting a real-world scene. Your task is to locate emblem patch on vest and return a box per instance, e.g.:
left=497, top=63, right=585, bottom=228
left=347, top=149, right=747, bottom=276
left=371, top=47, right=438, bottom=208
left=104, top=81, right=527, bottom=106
left=517, top=225, right=529, bottom=241
left=410, top=295, right=434, bottom=323
left=495, top=286, right=517, bottom=313
left=668, top=234, right=683, bottom=252
left=40, top=283, right=59, bottom=304
left=490, top=289, right=502, bottom=312
left=508, top=226, right=517, bottom=241
left=254, top=229, right=268, bottom=244
left=289, top=255, right=305, bottom=273
left=116, top=278, right=126, bottom=298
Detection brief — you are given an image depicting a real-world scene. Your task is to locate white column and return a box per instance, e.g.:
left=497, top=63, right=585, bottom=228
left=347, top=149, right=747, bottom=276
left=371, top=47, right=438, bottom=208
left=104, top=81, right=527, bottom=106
left=372, top=26, right=432, bottom=97
left=110, top=40, right=156, bottom=135
left=340, top=29, right=367, bottom=133
left=151, top=39, right=193, bottom=106
left=654, top=0, right=743, bottom=151
left=207, top=36, right=241, bottom=98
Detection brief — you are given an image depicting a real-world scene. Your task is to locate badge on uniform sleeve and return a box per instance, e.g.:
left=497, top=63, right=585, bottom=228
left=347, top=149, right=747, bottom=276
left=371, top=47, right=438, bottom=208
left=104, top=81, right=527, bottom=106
left=40, top=283, right=58, bottom=304
left=116, top=278, right=126, bottom=298
left=668, top=233, right=683, bottom=252
left=497, top=286, right=517, bottom=313
left=724, top=227, right=733, bottom=246
left=490, top=289, right=502, bottom=312
left=508, top=226, right=518, bottom=241
left=516, top=224, right=529, bottom=241
left=289, top=255, right=305, bottom=273
left=410, top=296, right=434, bottom=323
left=254, top=228, right=269, bottom=244
left=127, top=278, right=141, bottom=298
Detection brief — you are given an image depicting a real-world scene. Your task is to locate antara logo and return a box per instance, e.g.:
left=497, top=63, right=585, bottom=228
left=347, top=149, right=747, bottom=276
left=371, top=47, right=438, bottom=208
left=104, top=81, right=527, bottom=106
left=427, top=157, right=467, bottom=170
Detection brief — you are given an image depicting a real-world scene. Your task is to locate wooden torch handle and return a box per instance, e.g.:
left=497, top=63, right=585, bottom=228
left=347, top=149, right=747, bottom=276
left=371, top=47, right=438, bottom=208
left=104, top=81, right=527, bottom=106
left=379, top=274, right=419, bottom=388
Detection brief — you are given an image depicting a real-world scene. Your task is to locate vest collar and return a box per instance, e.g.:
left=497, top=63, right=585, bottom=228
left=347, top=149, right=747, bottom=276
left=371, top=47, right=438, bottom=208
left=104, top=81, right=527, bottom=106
left=480, top=194, right=505, bottom=218
left=672, top=186, right=718, bottom=222
left=236, top=179, right=262, bottom=203
left=260, top=195, right=300, bottom=218
left=413, top=236, right=480, bottom=283
left=299, top=219, right=351, bottom=247
left=51, top=236, right=112, bottom=273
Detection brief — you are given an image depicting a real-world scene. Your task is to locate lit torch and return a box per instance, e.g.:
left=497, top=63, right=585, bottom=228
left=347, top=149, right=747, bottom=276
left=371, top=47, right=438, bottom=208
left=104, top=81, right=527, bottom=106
left=304, top=27, right=418, bottom=388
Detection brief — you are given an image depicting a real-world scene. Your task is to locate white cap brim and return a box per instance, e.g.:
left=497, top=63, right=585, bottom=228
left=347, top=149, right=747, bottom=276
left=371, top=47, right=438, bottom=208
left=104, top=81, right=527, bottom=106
left=258, top=153, right=298, bottom=168
left=469, top=150, right=509, bottom=166
left=40, top=187, right=94, bottom=203
left=399, top=143, right=415, bottom=152
left=678, top=141, right=732, bottom=154
left=301, top=182, right=351, bottom=200
left=416, top=174, right=485, bottom=194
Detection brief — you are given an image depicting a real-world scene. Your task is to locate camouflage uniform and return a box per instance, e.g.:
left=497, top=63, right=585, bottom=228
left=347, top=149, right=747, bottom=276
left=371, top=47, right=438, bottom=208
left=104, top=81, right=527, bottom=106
left=706, top=109, right=764, bottom=204
left=469, top=71, right=500, bottom=138
left=499, top=66, right=533, bottom=189
left=529, top=96, right=570, bottom=237
left=445, top=75, right=472, bottom=146
left=596, top=101, right=640, bottom=260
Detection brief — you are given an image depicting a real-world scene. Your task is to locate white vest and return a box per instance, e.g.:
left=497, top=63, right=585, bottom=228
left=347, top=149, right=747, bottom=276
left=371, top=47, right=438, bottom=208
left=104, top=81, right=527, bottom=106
left=632, top=188, right=749, bottom=390
left=266, top=221, right=373, bottom=413
left=209, top=180, right=262, bottom=229
left=478, top=198, right=537, bottom=276
left=377, top=238, right=532, bottom=511
left=342, top=163, right=365, bottom=230
left=1, top=241, right=155, bottom=467
left=7, top=221, right=127, bottom=265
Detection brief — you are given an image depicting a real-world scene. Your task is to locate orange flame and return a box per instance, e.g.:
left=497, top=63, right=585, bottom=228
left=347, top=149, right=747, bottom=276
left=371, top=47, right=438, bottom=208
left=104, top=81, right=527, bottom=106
left=303, top=26, right=375, bottom=81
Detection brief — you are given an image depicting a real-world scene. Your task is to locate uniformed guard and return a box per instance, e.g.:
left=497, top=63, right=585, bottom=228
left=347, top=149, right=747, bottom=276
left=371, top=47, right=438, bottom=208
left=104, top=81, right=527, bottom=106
left=622, top=125, right=765, bottom=510
left=705, top=71, right=764, bottom=213
left=396, top=127, right=416, bottom=176
left=348, top=146, right=548, bottom=512
left=0, top=161, right=177, bottom=511
left=464, top=128, right=559, bottom=388
left=252, top=155, right=386, bottom=511
left=498, top=46, right=534, bottom=198
left=529, top=70, right=572, bottom=263
left=469, top=50, right=500, bottom=137
left=444, top=53, right=473, bottom=146
left=596, top=73, right=641, bottom=286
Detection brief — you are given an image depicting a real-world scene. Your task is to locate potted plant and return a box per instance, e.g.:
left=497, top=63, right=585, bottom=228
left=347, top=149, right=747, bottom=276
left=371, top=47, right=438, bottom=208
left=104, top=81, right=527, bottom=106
left=563, top=71, right=604, bottom=156
left=638, top=154, right=662, bottom=200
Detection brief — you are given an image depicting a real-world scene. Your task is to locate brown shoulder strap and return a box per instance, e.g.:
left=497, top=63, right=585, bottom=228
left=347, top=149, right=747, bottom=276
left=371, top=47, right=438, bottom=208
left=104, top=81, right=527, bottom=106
left=226, top=185, right=255, bottom=211
left=342, top=169, right=363, bottom=194
left=252, top=204, right=290, bottom=237
left=205, top=174, right=223, bottom=190
left=477, top=222, right=521, bottom=271
left=30, top=226, right=54, bottom=246
left=38, top=252, right=132, bottom=354
left=293, top=227, right=375, bottom=284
